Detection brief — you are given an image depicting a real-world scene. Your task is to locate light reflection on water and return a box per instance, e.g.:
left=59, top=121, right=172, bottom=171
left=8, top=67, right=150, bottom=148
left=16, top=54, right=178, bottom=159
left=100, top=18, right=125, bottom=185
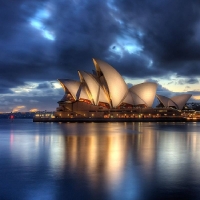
left=1, top=120, right=200, bottom=199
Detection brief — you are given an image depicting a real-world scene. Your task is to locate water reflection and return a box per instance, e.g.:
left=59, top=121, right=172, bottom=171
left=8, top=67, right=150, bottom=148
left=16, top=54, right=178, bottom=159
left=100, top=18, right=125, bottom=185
left=58, top=123, right=200, bottom=199
left=1, top=121, right=200, bottom=199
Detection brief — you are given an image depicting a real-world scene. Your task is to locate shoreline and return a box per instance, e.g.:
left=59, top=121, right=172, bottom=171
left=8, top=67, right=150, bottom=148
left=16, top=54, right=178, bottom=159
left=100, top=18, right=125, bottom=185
left=33, top=117, right=200, bottom=123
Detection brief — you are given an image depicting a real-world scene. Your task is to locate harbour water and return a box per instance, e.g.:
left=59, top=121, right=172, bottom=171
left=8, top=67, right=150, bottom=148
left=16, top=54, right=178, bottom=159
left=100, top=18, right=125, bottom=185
left=1, top=119, right=200, bottom=200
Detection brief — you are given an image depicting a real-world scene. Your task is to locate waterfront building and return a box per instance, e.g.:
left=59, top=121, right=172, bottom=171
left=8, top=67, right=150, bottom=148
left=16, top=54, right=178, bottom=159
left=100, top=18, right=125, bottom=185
left=54, top=59, right=192, bottom=119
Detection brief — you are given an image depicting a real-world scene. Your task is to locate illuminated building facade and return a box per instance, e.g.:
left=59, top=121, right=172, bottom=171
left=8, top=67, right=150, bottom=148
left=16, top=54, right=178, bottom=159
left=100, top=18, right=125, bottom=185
left=54, top=59, right=192, bottom=119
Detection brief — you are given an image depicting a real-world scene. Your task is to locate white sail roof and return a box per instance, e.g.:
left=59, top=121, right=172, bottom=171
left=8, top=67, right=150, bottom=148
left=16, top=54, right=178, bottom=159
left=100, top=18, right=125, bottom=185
left=93, top=59, right=128, bottom=108
left=78, top=71, right=100, bottom=105
left=58, top=79, right=81, bottom=100
left=79, top=84, right=90, bottom=100
left=129, top=82, right=157, bottom=107
left=156, top=94, right=177, bottom=108
left=131, top=92, right=146, bottom=105
left=123, top=91, right=134, bottom=105
left=156, top=94, right=192, bottom=109
left=171, top=94, right=192, bottom=110
left=98, top=86, right=110, bottom=105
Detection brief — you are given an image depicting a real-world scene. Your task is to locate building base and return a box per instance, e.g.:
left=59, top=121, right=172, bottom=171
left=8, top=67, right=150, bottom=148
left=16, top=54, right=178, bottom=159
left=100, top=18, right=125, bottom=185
left=33, top=117, right=200, bottom=123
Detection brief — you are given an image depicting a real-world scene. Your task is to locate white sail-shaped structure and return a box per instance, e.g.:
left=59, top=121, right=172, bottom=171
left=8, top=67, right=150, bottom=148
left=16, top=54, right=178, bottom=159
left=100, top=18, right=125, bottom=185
left=58, top=59, right=191, bottom=110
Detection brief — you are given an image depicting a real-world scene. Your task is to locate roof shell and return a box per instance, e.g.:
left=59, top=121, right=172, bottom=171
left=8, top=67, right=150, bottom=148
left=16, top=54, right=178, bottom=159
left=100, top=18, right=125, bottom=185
left=122, top=91, right=134, bottom=105
left=98, top=86, right=110, bottom=105
left=58, top=79, right=81, bottom=100
left=129, top=82, right=157, bottom=107
left=122, top=91, right=146, bottom=105
left=171, top=94, right=192, bottom=109
left=131, top=92, right=146, bottom=105
left=58, top=79, right=89, bottom=101
left=156, top=94, right=177, bottom=108
left=78, top=71, right=100, bottom=105
left=156, top=94, right=192, bottom=109
left=93, top=59, right=128, bottom=108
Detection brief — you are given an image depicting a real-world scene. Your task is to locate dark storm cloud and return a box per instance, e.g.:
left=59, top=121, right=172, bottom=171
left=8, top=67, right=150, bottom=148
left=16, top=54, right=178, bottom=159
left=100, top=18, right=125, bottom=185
left=0, top=0, right=120, bottom=90
left=49, top=0, right=200, bottom=79
left=53, top=0, right=122, bottom=77
left=185, top=78, right=199, bottom=84
left=109, top=53, right=166, bottom=79
left=178, top=78, right=199, bottom=85
left=37, top=82, right=52, bottom=89
left=113, top=0, right=200, bottom=76
left=2, top=0, right=200, bottom=85
left=0, top=0, right=59, bottom=89
left=1, top=0, right=200, bottom=111
left=0, top=87, right=13, bottom=94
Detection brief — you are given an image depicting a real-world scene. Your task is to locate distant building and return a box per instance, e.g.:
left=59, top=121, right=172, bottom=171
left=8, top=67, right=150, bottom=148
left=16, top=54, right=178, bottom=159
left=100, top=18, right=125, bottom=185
left=54, top=59, right=192, bottom=119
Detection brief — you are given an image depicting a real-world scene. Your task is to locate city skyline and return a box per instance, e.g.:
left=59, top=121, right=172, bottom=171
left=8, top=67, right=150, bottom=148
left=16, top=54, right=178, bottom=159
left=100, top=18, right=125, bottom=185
left=1, top=0, right=200, bottom=112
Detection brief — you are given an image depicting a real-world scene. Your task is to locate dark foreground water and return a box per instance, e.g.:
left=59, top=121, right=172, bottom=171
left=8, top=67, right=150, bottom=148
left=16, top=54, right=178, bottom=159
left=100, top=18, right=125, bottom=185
left=0, top=120, right=200, bottom=200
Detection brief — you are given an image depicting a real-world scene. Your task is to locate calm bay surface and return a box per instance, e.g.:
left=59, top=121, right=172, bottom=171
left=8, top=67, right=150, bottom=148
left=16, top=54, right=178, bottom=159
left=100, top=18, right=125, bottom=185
left=0, top=119, right=200, bottom=200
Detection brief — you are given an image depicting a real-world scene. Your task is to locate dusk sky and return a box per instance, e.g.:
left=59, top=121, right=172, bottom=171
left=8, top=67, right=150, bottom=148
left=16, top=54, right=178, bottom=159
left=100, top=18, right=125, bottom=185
left=1, top=0, right=200, bottom=112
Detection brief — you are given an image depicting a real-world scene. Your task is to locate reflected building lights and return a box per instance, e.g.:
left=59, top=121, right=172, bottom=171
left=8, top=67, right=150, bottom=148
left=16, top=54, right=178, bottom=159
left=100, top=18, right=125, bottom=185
left=10, top=131, right=14, bottom=147
left=48, top=135, right=65, bottom=177
left=187, top=132, right=200, bottom=172
left=9, top=132, right=65, bottom=178
left=65, top=136, right=78, bottom=170
left=157, top=133, right=188, bottom=184
left=137, top=130, right=156, bottom=174
left=34, top=134, right=40, bottom=146
left=7, top=122, right=200, bottom=197
left=104, top=135, right=127, bottom=186
left=85, top=136, right=98, bottom=174
left=62, top=126, right=128, bottom=189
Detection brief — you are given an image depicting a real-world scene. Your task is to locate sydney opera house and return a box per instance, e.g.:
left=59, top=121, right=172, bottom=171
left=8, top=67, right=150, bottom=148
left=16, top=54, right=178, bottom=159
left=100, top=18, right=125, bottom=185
left=54, top=59, right=192, bottom=119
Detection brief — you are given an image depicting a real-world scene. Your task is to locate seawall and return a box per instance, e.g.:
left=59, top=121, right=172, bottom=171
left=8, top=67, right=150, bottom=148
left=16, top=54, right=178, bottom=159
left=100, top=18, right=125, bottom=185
left=33, top=117, right=199, bottom=123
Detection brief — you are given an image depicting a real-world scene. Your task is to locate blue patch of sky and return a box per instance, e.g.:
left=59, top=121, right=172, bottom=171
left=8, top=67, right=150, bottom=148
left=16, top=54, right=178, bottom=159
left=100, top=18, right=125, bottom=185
left=109, top=36, right=143, bottom=57
left=29, top=8, right=55, bottom=41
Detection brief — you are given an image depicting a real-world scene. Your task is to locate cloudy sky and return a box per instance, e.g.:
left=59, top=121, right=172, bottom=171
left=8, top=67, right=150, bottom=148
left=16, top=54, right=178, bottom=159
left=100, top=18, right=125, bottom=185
left=1, top=0, right=200, bottom=112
